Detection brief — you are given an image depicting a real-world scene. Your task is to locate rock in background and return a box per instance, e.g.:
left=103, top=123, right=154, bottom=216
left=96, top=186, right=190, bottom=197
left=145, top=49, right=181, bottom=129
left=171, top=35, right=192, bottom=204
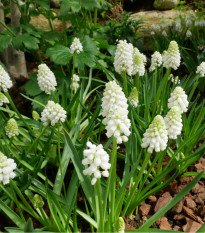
left=153, top=0, right=179, bottom=10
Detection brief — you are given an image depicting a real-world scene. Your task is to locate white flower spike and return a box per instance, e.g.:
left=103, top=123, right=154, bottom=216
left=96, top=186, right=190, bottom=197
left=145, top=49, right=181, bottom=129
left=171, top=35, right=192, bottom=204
left=164, top=106, right=182, bottom=139
left=0, top=93, right=9, bottom=106
left=114, top=40, right=134, bottom=76
left=132, top=48, right=146, bottom=76
left=70, top=37, right=83, bottom=54
left=168, top=86, right=189, bottom=113
left=101, top=80, right=131, bottom=144
left=0, top=65, right=13, bottom=92
left=41, top=101, right=67, bottom=126
left=37, top=64, right=57, bottom=95
left=163, top=41, right=181, bottom=70
left=149, top=51, right=162, bottom=72
left=196, top=62, right=205, bottom=77
left=129, top=87, right=139, bottom=107
left=71, top=74, right=80, bottom=93
left=6, top=118, right=19, bottom=138
left=141, top=115, right=168, bottom=153
left=82, top=141, right=111, bottom=185
left=0, top=152, right=17, bottom=185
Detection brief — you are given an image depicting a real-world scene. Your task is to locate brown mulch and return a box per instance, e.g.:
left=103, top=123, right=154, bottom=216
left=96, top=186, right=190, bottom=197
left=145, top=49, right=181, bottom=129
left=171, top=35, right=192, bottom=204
left=125, top=158, right=205, bottom=232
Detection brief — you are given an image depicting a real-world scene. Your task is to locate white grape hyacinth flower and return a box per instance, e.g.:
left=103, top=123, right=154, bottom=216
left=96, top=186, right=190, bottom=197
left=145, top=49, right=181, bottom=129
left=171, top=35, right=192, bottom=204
left=37, top=64, right=57, bottom=95
left=141, top=115, right=168, bottom=153
left=129, top=87, right=139, bottom=107
left=0, top=152, right=17, bottom=185
left=132, top=48, right=146, bottom=76
left=0, top=93, right=9, bottom=106
left=0, top=65, right=13, bottom=92
left=186, top=30, right=192, bottom=38
left=6, top=118, right=19, bottom=138
left=41, top=101, right=67, bottom=126
left=82, top=141, right=111, bottom=185
left=149, top=51, right=162, bottom=72
left=163, top=41, right=181, bottom=70
left=196, top=62, right=205, bottom=77
left=164, top=106, right=182, bottom=139
left=70, top=37, right=83, bottom=54
left=114, top=40, right=134, bottom=76
left=71, top=74, right=80, bottom=93
left=168, top=86, right=189, bottom=113
left=101, top=80, right=131, bottom=144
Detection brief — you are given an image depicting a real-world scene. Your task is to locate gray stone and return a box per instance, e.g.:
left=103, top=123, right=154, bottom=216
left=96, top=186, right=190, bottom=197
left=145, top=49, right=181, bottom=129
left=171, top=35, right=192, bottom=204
left=153, top=0, right=179, bottom=10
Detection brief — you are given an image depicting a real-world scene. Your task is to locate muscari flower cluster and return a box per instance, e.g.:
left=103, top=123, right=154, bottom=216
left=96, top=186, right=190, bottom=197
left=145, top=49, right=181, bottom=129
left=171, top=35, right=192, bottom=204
left=37, top=64, right=57, bottom=95
left=168, top=86, right=189, bottom=113
left=196, top=62, right=205, bottom=77
left=163, top=41, right=181, bottom=70
left=101, top=80, right=131, bottom=144
left=149, top=51, right=162, bottom=72
left=168, top=74, right=180, bottom=84
left=0, top=93, right=9, bottom=106
left=82, top=141, right=111, bottom=185
left=114, top=40, right=134, bottom=76
left=0, top=65, right=13, bottom=92
left=70, top=37, right=83, bottom=54
left=141, top=115, right=168, bottom=153
left=129, top=87, right=139, bottom=107
left=71, top=74, right=80, bottom=93
left=32, top=111, right=40, bottom=121
left=41, top=101, right=67, bottom=126
left=0, top=152, right=16, bottom=185
left=6, top=118, right=19, bottom=138
left=164, top=106, right=182, bottom=139
left=186, top=30, right=192, bottom=38
left=132, top=48, right=147, bottom=76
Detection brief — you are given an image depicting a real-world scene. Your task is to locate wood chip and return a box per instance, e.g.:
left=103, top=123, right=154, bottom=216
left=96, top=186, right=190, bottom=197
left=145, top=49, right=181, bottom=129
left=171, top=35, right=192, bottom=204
left=148, top=195, right=157, bottom=203
left=182, top=218, right=202, bottom=233
left=159, top=217, right=171, bottom=230
left=154, top=192, right=172, bottom=213
left=172, top=200, right=183, bottom=214
left=185, top=197, right=196, bottom=210
left=139, top=202, right=151, bottom=216
left=183, top=206, right=204, bottom=224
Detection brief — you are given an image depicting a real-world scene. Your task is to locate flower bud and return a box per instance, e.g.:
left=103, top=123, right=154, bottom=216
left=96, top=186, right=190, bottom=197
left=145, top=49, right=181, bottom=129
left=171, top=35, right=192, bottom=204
left=32, top=111, right=40, bottom=121
left=32, top=194, right=44, bottom=209
left=113, top=217, right=125, bottom=233
left=6, top=119, right=19, bottom=138
left=0, top=93, right=9, bottom=106
left=129, top=87, right=139, bottom=107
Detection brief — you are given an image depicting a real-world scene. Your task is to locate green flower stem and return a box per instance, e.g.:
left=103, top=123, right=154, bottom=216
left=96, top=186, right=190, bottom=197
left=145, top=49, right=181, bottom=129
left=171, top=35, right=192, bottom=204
left=57, top=123, right=63, bottom=175
left=135, top=73, right=140, bottom=92
left=0, top=20, right=16, bottom=37
left=188, top=74, right=200, bottom=102
left=5, top=92, right=33, bottom=136
left=94, top=9, right=98, bottom=26
left=26, top=125, right=48, bottom=154
left=157, top=67, right=171, bottom=114
left=71, top=53, right=77, bottom=100
left=154, top=68, right=158, bottom=98
left=102, top=137, right=117, bottom=231
left=51, top=90, right=58, bottom=103
left=95, top=179, right=103, bottom=232
left=122, top=71, right=128, bottom=97
left=110, top=137, right=118, bottom=227
left=122, top=152, right=151, bottom=217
